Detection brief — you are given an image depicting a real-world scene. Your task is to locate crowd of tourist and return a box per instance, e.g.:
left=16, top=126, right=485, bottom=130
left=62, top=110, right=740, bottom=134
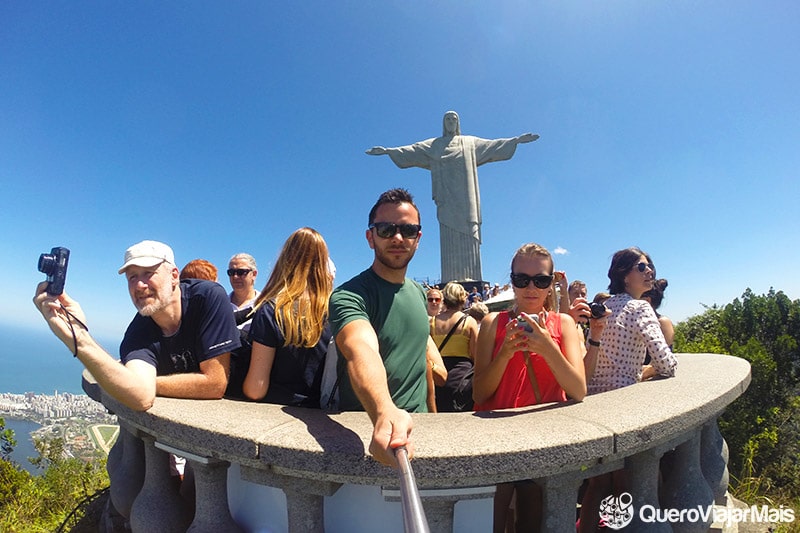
left=33, top=187, right=676, bottom=532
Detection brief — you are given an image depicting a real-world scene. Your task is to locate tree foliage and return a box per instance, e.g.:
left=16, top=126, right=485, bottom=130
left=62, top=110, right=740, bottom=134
left=675, top=288, right=800, bottom=500
left=0, top=424, right=109, bottom=533
left=1, top=417, right=17, bottom=461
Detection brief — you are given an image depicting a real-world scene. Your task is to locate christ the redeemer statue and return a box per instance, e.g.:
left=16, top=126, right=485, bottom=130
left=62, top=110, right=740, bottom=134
left=366, top=110, right=538, bottom=283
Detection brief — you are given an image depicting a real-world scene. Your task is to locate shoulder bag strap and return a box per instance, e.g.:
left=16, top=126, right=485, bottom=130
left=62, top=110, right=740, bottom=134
left=437, top=313, right=468, bottom=352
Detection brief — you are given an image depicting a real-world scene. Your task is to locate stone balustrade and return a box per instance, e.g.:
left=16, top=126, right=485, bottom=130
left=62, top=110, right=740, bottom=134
left=86, top=353, right=751, bottom=532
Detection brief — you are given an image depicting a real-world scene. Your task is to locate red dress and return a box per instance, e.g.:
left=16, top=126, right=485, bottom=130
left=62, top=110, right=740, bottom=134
left=474, top=311, right=566, bottom=411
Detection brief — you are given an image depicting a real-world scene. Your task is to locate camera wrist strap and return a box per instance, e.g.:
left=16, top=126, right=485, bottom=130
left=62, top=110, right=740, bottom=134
left=60, top=303, right=88, bottom=357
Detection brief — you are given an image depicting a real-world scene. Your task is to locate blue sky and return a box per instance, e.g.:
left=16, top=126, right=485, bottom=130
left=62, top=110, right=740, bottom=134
left=2, top=2, right=799, bottom=347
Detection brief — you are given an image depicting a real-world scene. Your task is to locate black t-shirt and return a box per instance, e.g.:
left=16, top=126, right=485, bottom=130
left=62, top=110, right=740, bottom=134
left=120, top=279, right=241, bottom=375
left=249, top=302, right=331, bottom=407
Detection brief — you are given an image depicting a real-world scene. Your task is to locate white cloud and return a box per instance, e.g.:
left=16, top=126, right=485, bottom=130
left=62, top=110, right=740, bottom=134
left=553, top=247, right=569, bottom=255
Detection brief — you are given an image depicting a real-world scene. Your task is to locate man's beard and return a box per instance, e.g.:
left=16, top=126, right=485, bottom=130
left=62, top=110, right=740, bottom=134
left=135, top=280, right=174, bottom=316
left=374, top=243, right=416, bottom=271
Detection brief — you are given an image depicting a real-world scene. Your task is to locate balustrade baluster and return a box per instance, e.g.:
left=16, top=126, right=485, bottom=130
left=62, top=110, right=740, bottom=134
left=107, top=425, right=144, bottom=520
left=701, top=418, right=730, bottom=505
left=129, top=436, right=192, bottom=532
left=661, top=428, right=715, bottom=533
left=537, top=472, right=583, bottom=532
left=627, top=447, right=671, bottom=532
left=187, top=458, right=243, bottom=532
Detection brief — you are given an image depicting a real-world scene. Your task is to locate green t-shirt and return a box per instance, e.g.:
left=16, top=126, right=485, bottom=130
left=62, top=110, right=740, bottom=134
left=329, top=268, right=429, bottom=412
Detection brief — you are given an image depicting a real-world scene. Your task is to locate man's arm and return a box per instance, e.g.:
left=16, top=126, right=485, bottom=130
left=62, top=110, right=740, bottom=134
left=156, top=353, right=230, bottom=399
left=33, top=282, right=157, bottom=411
left=335, top=319, right=413, bottom=467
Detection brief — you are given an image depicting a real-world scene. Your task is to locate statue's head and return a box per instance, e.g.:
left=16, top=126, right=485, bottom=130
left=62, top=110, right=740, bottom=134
left=442, top=111, right=461, bottom=136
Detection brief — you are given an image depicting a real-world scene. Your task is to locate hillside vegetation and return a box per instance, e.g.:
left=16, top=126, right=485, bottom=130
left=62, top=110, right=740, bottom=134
left=675, top=288, right=800, bottom=518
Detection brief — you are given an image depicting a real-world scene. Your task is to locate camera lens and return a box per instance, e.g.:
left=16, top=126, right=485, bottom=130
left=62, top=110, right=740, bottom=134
left=590, top=302, right=607, bottom=319
left=38, top=253, right=56, bottom=275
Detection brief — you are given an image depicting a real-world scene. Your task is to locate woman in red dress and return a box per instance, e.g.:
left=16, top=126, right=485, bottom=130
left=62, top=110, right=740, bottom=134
left=473, top=242, right=586, bottom=533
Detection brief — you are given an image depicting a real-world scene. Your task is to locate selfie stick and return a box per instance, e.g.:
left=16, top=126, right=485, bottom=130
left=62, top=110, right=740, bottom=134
left=394, top=446, right=430, bottom=533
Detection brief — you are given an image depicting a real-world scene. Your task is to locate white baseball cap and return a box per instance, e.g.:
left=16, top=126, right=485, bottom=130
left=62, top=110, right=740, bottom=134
left=118, top=240, right=176, bottom=274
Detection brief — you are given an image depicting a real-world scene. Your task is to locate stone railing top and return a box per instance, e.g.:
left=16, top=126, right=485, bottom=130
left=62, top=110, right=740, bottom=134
left=91, top=353, right=750, bottom=488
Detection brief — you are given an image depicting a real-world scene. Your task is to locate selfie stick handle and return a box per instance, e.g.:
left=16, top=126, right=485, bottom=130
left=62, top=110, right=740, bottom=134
left=394, top=446, right=430, bottom=533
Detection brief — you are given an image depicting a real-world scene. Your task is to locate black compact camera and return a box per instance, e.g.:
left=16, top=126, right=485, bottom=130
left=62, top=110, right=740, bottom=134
left=589, top=302, right=607, bottom=319
left=38, top=247, right=70, bottom=296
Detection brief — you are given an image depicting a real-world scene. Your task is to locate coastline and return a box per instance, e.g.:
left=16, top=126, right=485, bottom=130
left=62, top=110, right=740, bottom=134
left=2, top=418, right=42, bottom=475
left=1, top=391, right=118, bottom=472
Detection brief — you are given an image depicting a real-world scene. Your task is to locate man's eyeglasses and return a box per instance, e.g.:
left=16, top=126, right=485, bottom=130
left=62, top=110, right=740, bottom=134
left=510, top=272, right=554, bottom=289
left=369, top=222, right=421, bottom=239
left=227, top=268, right=252, bottom=277
left=635, top=262, right=655, bottom=273
left=427, top=297, right=441, bottom=303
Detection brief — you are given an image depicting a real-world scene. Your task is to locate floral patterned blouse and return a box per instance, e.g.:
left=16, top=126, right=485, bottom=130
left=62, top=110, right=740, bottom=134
left=588, top=293, right=677, bottom=394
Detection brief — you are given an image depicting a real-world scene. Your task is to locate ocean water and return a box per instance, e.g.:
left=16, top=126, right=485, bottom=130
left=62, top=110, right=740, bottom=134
left=0, top=322, right=120, bottom=475
left=0, top=322, right=119, bottom=394
left=2, top=418, right=42, bottom=475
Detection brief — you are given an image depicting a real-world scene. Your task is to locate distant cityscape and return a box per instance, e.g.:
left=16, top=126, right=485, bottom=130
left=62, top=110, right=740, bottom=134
left=1, top=391, right=118, bottom=461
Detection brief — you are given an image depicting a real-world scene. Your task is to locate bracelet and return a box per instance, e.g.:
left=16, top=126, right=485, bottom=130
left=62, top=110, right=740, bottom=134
left=587, top=338, right=601, bottom=347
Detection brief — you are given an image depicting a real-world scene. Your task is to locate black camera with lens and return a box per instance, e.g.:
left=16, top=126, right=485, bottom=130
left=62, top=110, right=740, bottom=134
left=589, top=301, right=607, bottom=319
left=38, top=247, right=70, bottom=296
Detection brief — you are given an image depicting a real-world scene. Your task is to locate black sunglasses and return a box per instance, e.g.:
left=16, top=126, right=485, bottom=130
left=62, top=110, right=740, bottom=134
left=369, top=222, right=421, bottom=239
left=227, top=268, right=252, bottom=277
left=635, top=262, right=655, bottom=273
left=510, top=272, right=553, bottom=289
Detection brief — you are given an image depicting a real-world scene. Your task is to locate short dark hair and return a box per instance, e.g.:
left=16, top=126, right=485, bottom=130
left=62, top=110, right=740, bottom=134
left=368, top=188, right=421, bottom=226
left=607, top=247, right=653, bottom=294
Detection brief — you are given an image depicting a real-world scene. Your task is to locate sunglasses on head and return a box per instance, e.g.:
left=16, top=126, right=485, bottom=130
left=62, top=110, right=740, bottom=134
left=369, top=222, right=421, bottom=239
left=635, top=262, right=655, bottom=273
left=227, top=268, right=252, bottom=277
left=510, top=272, right=553, bottom=289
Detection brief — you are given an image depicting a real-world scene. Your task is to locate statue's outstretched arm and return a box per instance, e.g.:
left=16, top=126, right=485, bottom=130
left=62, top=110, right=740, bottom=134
left=515, top=133, right=540, bottom=144
left=366, top=146, right=388, bottom=155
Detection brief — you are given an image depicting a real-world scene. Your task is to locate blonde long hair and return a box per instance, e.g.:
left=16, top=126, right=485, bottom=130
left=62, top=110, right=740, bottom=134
left=253, top=228, right=332, bottom=348
left=511, top=243, right=557, bottom=311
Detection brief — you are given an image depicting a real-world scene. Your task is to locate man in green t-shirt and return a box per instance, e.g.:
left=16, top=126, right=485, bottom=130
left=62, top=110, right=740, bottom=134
left=329, top=188, right=444, bottom=467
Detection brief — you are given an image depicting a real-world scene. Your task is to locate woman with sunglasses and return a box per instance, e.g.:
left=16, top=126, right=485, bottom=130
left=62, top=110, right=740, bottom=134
left=578, top=247, right=677, bottom=533
left=584, top=247, right=677, bottom=394
left=426, top=287, right=443, bottom=317
left=242, top=228, right=334, bottom=407
left=473, top=243, right=586, bottom=533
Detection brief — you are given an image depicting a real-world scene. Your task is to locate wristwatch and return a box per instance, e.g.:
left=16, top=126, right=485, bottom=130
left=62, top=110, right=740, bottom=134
left=587, top=338, right=601, bottom=347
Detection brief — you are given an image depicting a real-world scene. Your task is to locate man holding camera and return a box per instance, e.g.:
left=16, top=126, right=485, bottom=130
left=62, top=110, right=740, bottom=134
left=33, top=240, right=239, bottom=411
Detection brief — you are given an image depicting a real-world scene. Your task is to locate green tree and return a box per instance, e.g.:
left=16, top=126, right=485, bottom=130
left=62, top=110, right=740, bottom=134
left=675, top=288, right=800, bottom=502
left=1, top=417, right=17, bottom=461
left=0, top=432, right=109, bottom=532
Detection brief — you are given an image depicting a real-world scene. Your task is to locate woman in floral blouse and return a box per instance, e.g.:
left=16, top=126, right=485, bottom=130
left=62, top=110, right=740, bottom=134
left=579, top=247, right=678, bottom=533
left=584, top=247, right=677, bottom=393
